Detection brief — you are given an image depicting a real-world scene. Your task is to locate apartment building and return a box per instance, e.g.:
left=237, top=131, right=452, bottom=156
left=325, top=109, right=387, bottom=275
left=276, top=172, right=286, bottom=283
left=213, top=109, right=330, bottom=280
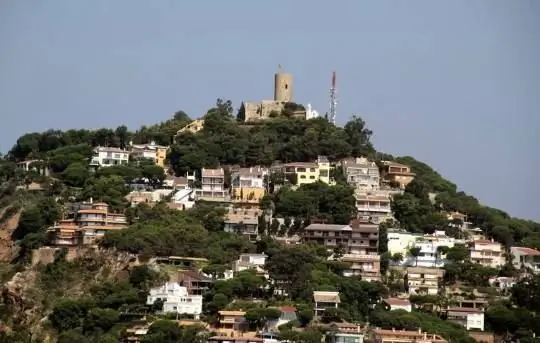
left=313, top=291, right=340, bottom=318
left=340, top=253, right=381, bottom=282
left=90, top=147, right=130, bottom=167
left=48, top=202, right=127, bottom=246
left=217, top=310, right=247, bottom=331
left=388, top=230, right=419, bottom=257
left=354, top=191, right=392, bottom=224
left=194, top=168, right=229, bottom=201
left=231, top=167, right=268, bottom=203
left=146, top=282, right=203, bottom=319
left=175, top=270, right=213, bottom=295
left=408, top=240, right=445, bottom=268
left=445, top=307, right=485, bottom=331
left=326, top=323, right=365, bottom=343
left=380, top=161, right=415, bottom=189
left=469, top=239, right=505, bottom=268
left=510, top=246, right=540, bottom=273
left=279, top=156, right=333, bottom=186
left=388, top=230, right=463, bottom=267
left=341, top=157, right=380, bottom=190
left=373, top=328, right=447, bottom=343
left=129, top=141, right=169, bottom=168
left=405, top=267, right=444, bottom=295
left=303, top=221, right=379, bottom=255
left=224, top=210, right=259, bottom=241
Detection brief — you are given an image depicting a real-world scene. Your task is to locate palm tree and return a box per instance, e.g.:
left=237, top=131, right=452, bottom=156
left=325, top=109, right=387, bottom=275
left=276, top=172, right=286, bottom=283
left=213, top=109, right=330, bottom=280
left=408, top=247, right=421, bottom=267
left=436, top=246, right=449, bottom=266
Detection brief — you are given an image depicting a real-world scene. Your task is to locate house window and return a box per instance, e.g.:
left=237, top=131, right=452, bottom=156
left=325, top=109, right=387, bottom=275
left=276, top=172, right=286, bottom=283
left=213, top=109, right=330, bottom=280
left=309, top=175, right=315, bottom=179
left=300, top=175, right=306, bottom=179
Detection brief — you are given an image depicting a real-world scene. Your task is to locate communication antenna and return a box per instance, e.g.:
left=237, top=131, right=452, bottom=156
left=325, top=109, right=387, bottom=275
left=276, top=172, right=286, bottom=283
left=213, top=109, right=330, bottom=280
left=329, top=71, right=337, bottom=125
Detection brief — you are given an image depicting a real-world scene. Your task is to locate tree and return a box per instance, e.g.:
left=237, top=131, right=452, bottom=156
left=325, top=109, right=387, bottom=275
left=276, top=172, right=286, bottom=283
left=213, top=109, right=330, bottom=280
left=62, top=162, right=90, bottom=187
left=343, top=116, right=375, bottom=158
left=50, top=298, right=94, bottom=332
left=244, top=307, right=281, bottom=330
left=511, top=275, right=540, bottom=313
left=445, top=244, right=469, bottom=263
left=435, top=246, right=449, bottom=265
left=408, top=247, right=421, bottom=267
left=141, top=164, right=166, bottom=187
left=390, top=252, right=404, bottom=265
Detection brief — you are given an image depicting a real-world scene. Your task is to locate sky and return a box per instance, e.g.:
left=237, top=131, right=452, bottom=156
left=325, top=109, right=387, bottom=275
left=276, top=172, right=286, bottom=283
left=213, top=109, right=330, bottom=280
left=0, top=0, right=538, bottom=221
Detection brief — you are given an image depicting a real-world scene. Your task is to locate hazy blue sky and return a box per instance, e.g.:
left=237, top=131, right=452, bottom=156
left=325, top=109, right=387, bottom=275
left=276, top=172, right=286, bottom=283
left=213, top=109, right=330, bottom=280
left=0, top=1, right=538, bottom=220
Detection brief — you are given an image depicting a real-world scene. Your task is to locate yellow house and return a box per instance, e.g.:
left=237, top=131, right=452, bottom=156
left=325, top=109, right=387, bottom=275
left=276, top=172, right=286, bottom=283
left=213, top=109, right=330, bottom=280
left=130, top=141, right=169, bottom=168
left=154, top=146, right=168, bottom=168
left=231, top=167, right=268, bottom=204
left=282, top=156, right=334, bottom=186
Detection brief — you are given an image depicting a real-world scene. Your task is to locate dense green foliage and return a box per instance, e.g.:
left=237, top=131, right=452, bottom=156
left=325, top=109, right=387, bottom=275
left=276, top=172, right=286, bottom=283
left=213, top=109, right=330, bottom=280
left=102, top=204, right=253, bottom=263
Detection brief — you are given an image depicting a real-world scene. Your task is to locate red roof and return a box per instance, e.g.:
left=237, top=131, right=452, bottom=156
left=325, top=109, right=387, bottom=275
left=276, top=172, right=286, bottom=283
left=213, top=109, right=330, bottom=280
left=384, top=298, right=411, bottom=306
left=279, top=306, right=297, bottom=313
left=474, top=239, right=494, bottom=244
left=447, top=307, right=483, bottom=314
left=513, top=246, right=540, bottom=256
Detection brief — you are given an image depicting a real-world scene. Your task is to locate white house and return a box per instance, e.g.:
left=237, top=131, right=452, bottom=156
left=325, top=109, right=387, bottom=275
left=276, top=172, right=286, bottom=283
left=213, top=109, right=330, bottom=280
left=233, top=254, right=267, bottom=274
left=510, top=246, right=540, bottom=273
left=489, top=276, right=517, bottom=291
left=383, top=298, right=412, bottom=312
left=469, top=240, right=505, bottom=268
left=90, top=147, right=130, bottom=167
left=447, top=307, right=485, bottom=331
left=146, top=282, right=203, bottom=319
left=389, top=230, right=461, bottom=267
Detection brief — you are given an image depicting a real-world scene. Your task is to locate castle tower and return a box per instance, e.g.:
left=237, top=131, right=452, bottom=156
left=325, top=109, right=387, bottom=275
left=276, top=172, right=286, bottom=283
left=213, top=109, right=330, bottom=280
left=274, top=68, right=293, bottom=102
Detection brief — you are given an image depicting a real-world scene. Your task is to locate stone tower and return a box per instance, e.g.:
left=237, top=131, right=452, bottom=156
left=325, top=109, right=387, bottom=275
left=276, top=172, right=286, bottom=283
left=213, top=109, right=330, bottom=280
left=274, top=70, right=293, bottom=102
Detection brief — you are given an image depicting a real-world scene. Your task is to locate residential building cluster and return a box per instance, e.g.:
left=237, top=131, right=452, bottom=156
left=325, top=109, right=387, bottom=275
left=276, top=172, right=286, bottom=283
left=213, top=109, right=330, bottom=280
left=47, top=201, right=127, bottom=246
left=89, top=140, right=169, bottom=168
left=24, top=141, right=538, bottom=343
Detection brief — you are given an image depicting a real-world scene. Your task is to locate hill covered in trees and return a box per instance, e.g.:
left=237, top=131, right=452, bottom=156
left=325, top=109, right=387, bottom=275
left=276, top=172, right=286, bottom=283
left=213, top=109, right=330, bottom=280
left=0, top=98, right=539, bottom=342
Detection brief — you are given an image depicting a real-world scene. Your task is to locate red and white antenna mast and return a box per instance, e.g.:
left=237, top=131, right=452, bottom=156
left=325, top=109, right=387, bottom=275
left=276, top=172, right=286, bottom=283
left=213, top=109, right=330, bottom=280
left=329, top=71, right=337, bottom=125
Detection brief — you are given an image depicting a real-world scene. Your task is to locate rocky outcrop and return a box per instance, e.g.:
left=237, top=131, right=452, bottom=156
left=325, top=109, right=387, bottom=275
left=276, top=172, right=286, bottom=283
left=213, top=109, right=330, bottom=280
left=0, top=208, right=22, bottom=262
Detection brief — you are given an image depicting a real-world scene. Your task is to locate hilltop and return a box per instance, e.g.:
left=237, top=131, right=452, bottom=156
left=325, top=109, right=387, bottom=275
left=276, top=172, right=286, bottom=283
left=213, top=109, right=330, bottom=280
left=0, top=98, right=538, bottom=343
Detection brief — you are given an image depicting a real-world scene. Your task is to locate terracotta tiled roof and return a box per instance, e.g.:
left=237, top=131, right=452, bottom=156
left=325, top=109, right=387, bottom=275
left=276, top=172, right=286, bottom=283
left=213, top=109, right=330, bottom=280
left=384, top=298, right=411, bottom=306
left=177, top=269, right=212, bottom=282
left=447, top=307, right=483, bottom=314
left=313, top=291, right=340, bottom=303
left=512, top=246, right=540, bottom=256
left=279, top=306, right=296, bottom=313
left=218, top=310, right=246, bottom=316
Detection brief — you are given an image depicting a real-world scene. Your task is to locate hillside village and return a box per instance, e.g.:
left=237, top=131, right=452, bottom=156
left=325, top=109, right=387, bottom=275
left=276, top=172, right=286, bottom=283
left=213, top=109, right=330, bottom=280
left=0, top=77, right=539, bottom=343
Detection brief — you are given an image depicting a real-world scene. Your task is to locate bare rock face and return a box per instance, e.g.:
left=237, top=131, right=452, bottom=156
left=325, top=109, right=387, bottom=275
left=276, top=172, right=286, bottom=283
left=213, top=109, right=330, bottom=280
left=2, top=271, right=36, bottom=326
left=0, top=208, right=22, bottom=262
